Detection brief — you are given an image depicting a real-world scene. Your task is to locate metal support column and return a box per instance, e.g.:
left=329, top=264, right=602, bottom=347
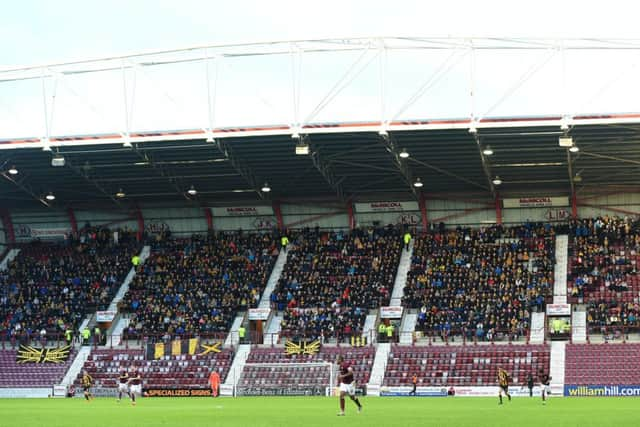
left=347, top=202, right=355, bottom=230
left=135, top=207, right=144, bottom=242
left=273, top=200, right=284, bottom=231
left=204, top=208, right=213, bottom=232
left=495, top=193, right=503, bottom=225
left=419, top=193, right=428, bottom=233
left=0, top=209, right=15, bottom=244
left=67, top=207, right=78, bottom=236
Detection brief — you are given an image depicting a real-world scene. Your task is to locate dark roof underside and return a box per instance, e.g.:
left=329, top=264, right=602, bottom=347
left=1, top=123, right=639, bottom=210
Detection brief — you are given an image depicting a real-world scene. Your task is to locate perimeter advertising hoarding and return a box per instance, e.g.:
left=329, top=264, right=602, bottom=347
left=144, top=388, right=213, bottom=397
left=564, top=385, right=640, bottom=397
left=379, top=386, right=543, bottom=397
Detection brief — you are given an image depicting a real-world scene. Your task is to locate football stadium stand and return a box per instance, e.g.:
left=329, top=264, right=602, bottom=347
left=237, top=346, right=375, bottom=394
left=565, top=343, right=640, bottom=385
left=273, top=227, right=401, bottom=342
left=119, top=233, right=278, bottom=338
left=0, top=348, right=76, bottom=388
left=0, top=228, right=140, bottom=342
left=568, top=217, right=640, bottom=337
left=74, top=347, right=234, bottom=389
left=403, top=224, right=555, bottom=342
left=382, top=344, right=550, bottom=387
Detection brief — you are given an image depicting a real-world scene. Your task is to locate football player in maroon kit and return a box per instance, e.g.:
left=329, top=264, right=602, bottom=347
left=128, top=370, right=142, bottom=406
left=539, top=369, right=552, bottom=405
left=117, top=369, right=129, bottom=402
left=336, top=355, right=362, bottom=416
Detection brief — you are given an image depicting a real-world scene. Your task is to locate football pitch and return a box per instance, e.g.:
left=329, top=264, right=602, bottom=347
left=1, top=396, right=636, bottom=427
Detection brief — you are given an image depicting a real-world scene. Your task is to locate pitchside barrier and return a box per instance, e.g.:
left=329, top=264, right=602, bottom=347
left=379, top=386, right=545, bottom=397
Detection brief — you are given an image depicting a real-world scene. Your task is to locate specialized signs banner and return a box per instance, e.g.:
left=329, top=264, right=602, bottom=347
left=503, top=197, right=569, bottom=208
left=211, top=206, right=274, bottom=217
left=565, top=385, right=640, bottom=397
left=354, top=201, right=419, bottom=213
left=546, top=303, right=571, bottom=316
left=248, top=308, right=270, bottom=321
left=380, top=306, right=403, bottom=319
left=144, top=388, right=213, bottom=397
left=96, top=311, right=117, bottom=322
left=16, top=345, right=71, bottom=363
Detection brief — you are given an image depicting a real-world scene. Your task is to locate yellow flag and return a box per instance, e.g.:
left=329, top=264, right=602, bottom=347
left=188, top=338, right=199, bottom=355
left=171, top=340, right=181, bottom=356
left=154, top=343, right=165, bottom=359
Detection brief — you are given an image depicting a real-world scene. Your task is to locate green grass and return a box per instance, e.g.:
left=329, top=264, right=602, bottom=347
left=1, top=396, right=637, bottom=427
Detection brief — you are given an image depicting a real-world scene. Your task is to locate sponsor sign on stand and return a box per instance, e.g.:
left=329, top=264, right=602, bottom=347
left=503, top=197, right=569, bottom=208
left=546, top=304, right=571, bottom=316
left=396, top=213, right=420, bottom=225
left=248, top=308, right=270, bottom=321
left=145, top=221, right=170, bottom=234
left=14, top=225, right=70, bottom=241
left=355, top=201, right=419, bottom=213
left=380, top=306, right=403, bottom=319
left=544, top=208, right=570, bottom=221
left=96, top=311, right=117, bottom=322
left=211, top=206, right=274, bottom=217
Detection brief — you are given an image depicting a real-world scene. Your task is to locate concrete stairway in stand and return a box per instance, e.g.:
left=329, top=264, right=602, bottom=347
left=367, top=343, right=391, bottom=396
left=549, top=341, right=566, bottom=395
left=60, top=346, right=92, bottom=387
left=554, top=235, right=569, bottom=304
left=529, top=312, right=546, bottom=344
left=220, top=344, right=251, bottom=396
left=0, top=248, right=20, bottom=271
left=390, top=241, right=413, bottom=306
left=258, top=248, right=288, bottom=309
left=572, top=308, right=587, bottom=343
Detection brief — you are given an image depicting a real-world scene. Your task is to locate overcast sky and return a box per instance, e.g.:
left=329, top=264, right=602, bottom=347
left=1, top=0, right=640, bottom=138
left=3, top=0, right=640, bottom=65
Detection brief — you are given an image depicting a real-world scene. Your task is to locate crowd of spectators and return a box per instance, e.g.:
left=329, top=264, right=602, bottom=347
left=0, top=226, right=139, bottom=342
left=121, top=232, right=278, bottom=339
left=403, top=223, right=555, bottom=341
left=274, top=226, right=402, bottom=341
left=569, top=216, right=640, bottom=299
left=569, top=216, right=640, bottom=336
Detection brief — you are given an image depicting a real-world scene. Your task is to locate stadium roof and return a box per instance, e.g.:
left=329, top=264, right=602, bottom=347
left=1, top=117, right=640, bottom=209
left=3, top=37, right=640, bottom=209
